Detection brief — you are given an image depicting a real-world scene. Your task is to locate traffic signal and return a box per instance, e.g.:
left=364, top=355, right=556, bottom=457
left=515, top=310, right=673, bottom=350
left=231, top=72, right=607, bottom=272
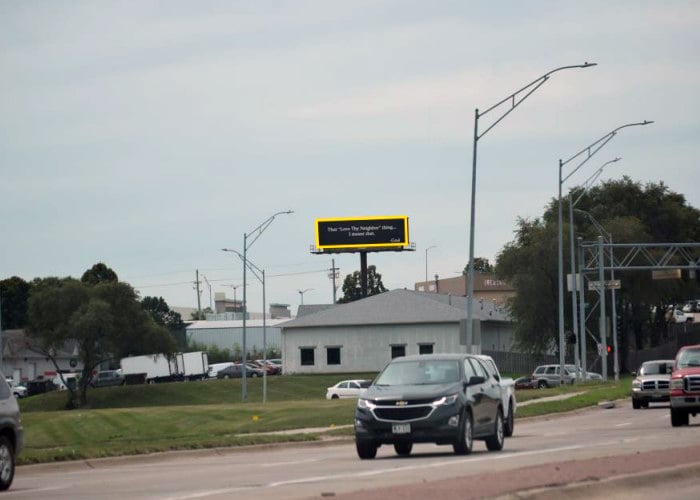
left=607, top=344, right=613, bottom=354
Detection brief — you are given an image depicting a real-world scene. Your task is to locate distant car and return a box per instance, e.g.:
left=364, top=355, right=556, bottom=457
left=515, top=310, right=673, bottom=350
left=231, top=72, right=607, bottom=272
left=217, top=364, right=243, bottom=379
left=631, top=359, right=674, bottom=409
left=532, top=364, right=600, bottom=388
left=5, top=379, right=27, bottom=398
left=253, top=359, right=281, bottom=375
left=326, top=379, right=372, bottom=399
left=244, top=363, right=266, bottom=377
left=207, top=362, right=234, bottom=378
left=0, top=372, right=23, bottom=490
left=91, top=370, right=124, bottom=388
left=514, top=376, right=536, bottom=390
left=26, top=379, right=57, bottom=396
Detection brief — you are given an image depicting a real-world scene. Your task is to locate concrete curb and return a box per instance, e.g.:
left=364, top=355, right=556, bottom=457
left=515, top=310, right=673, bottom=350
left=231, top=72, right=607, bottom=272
left=493, top=461, right=700, bottom=499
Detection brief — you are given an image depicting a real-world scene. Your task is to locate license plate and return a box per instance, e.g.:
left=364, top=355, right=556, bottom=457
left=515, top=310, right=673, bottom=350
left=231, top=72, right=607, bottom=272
left=392, top=423, right=411, bottom=434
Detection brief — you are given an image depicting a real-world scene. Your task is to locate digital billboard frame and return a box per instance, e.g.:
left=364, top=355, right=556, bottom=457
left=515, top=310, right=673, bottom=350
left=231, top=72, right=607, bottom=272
left=315, top=215, right=409, bottom=251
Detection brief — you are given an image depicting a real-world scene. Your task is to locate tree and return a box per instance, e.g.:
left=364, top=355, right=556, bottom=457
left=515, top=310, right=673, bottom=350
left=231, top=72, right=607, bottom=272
left=497, top=177, right=700, bottom=355
left=0, top=276, right=31, bottom=329
left=463, top=257, right=494, bottom=274
left=27, top=278, right=177, bottom=408
left=81, top=263, right=118, bottom=285
left=338, top=265, right=387, bottom=303
left=142, top=296, right=184, bottom=330
left=190, top=307, right=213, bottom=320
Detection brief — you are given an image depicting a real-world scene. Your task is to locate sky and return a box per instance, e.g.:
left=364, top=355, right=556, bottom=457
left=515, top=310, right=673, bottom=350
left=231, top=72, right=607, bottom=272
left=2, top=1, right=699, bottom=316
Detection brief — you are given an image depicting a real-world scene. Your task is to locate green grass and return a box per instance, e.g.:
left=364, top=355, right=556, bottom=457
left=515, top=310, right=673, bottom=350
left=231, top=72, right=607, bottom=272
left=16, top=373, right=633, bottom=465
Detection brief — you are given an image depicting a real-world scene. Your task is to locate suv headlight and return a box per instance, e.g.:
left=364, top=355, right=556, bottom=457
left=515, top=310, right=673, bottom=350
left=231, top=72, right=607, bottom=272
left=632, top=379, right=641, bottom=389
left=358, top=398, right=375, bottom=410
left=671, top=378, right=684, bottom=390
left=433, top=394, right=458, bottom=406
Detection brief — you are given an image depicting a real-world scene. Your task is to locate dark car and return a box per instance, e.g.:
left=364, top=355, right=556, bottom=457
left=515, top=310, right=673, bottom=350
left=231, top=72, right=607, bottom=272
left=354, top=353, right=504, bottom=459
left=91, top=370, right=124, bottom=388
left=217, top=364, right=243, bottom=379
left=514, top=376, right=536, bottom=390
left=0, top=373, right=23, bottom=490
left=26, top=379, right=57, bottom=397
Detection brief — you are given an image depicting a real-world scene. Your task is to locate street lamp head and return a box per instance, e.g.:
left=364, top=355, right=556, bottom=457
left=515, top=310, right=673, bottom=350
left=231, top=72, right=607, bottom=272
left=581, top=62, right=598, bottom=68
left=642, top=120, right=654, bottom=125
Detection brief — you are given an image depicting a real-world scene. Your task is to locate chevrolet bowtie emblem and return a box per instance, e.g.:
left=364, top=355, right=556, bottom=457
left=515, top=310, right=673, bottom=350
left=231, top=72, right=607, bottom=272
left=395, top=400, right=408, bottom=406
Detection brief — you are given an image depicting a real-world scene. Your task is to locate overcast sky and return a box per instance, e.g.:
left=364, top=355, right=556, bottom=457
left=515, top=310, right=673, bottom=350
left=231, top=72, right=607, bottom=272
left=2, top=1, right=699, bottom=316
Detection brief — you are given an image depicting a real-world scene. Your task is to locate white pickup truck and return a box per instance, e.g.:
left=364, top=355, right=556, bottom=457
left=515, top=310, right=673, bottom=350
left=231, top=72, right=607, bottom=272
left=474, top=354, right=517, bottom=437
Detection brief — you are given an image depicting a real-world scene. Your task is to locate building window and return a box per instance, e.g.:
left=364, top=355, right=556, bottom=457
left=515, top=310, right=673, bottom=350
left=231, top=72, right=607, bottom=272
left=300, top=347, right=315, bottom=366
left=327, top=347, right=341, bottom=365
left=418, top=344, right=434, bottom=355
left=391, top=345, right=406, bottom=359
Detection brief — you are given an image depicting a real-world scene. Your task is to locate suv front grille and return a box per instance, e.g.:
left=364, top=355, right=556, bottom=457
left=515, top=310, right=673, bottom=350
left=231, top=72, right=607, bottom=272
left=642, top=380, right=669, bottom=390
left=373, top=406, right=432, bottom=421
left=373, top=398, right=435, bottom=406
left=686, top=376, right=700, bottom=392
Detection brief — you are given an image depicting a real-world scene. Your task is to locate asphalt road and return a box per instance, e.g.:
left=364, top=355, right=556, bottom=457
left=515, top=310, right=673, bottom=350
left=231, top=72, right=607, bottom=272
left=10, top=401, right=700, bottom=500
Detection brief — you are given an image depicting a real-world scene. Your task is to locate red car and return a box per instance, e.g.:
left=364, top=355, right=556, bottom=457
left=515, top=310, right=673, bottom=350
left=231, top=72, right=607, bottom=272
left=670, top=344, right=700, bottom=426
left=514, top=376, right=536, bottom=390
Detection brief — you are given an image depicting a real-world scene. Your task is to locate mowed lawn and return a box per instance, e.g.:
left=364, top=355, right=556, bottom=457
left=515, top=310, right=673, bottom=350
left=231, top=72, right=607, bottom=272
left=18, top=374, right=376, bottom=464
left=17, top=373, right=633, bottom=464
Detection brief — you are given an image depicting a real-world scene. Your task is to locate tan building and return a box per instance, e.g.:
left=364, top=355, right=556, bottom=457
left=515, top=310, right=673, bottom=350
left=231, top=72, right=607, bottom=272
left=414, top=272, right=514, bottom=306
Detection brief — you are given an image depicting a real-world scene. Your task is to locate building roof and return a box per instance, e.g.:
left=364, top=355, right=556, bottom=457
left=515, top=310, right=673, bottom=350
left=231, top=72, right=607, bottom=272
left=186, top=319, right=291, bottom=330
left=279, top=289, right=509, bottom=329
left=296, top=304, right=338, bottom=317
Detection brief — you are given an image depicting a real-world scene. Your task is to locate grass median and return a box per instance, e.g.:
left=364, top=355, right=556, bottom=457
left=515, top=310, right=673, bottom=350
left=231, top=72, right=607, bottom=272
left=17, top=374, right=632, bottom=464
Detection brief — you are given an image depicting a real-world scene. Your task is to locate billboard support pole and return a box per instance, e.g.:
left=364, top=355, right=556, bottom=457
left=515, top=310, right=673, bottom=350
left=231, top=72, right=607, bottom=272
left=360, top=251, right=368, bottom=298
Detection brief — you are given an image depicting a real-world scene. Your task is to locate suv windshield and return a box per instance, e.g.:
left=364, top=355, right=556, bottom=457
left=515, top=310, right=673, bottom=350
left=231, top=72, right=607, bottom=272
left=677, top=349, right=700, bottom=369
left=375, top=359, right=461, bottom=386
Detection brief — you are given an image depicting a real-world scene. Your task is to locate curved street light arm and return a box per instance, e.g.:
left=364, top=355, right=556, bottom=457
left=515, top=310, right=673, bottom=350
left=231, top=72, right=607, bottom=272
left=222, top=248, right=264, bottom=282
left=245, top=210, right=294, bottom=250
left=478, top=63, right=596, bottom=140
left=573, top=208, right=611, bottom=241
left=561, top=121, right=652, bottom=183
left=571, top=158, right=622, bottom=207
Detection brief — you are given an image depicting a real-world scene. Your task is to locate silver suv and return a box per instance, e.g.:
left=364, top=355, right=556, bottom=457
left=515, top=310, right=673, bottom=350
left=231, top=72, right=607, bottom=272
left=0, top=373, right=23, bottom=490
left=631, top=359, right=674, bottom=409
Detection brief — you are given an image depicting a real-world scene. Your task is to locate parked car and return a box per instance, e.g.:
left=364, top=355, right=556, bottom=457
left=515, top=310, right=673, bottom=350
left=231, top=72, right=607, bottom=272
left=244, top=363, right=266, bottom=377
left=666, top=306, right=694, bottom=323
left=5, top=379, right=27, bottom=398
left=354, top=353, right=504, bottom=459
left=26, top=378, right=57, bottom=396
left=216, top=364, right=244, bottom=379
left=670, top=344, right=700, bottom=426
left=326, top=379, right=371, bottom=399
left=91, top=370, right=124, bottom=388
left=207, top=362, right=234, bottom=378
left=532, top=364, right=600, bottom=388
left=631, top=359, right=674, bottom=409
left=514, top=376, right=536, bottom=390
left=253, top=359, right=281, bottom=375
left=0, top=373, right=23, bottom=490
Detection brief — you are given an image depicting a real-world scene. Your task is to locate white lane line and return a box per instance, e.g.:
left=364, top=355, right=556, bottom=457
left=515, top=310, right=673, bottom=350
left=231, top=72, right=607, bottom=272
left=615, top=422, right=632, bottom=427
left=261, top=458, right=321, bottom=467
left=163, top=440, right=630, bottom=500
left=5, top=486, right=67, bottom=496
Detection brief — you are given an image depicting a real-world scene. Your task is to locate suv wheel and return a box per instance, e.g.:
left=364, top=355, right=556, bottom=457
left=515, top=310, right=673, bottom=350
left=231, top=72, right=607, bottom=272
left=485, top=409, right=505, bottom=451
left=537, top=380, right=548, bottom=389
left=356, top=439, right=378, bottom=460
left=0, top=436, right=15, bottom=491
left=504, top=402, right=514, bottom=437
left=453, top=410, right=473, bottom=455
left=632, top=398, right=641, bottom=410
left=394, top=441, right=412, bottom=456
left=671, top=407, right=689, bottom=427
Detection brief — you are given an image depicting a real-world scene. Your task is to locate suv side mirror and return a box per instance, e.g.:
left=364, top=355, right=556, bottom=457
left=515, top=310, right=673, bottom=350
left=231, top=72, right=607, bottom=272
left=467, top=375, right=486, bottom=386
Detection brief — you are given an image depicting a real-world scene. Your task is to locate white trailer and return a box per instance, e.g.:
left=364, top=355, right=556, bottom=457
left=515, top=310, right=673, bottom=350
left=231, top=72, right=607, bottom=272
left=181, top=351, right=209, bottom=380
left=120, top=353, right=183, bottom=384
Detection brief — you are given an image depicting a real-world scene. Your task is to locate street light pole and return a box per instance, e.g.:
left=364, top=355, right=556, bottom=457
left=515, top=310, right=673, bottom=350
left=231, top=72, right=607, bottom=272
left=222, top=249, right=269, bottom=403
left=425, top=246, right=436, bottom=285
left=466, top=62, right=596, bottom=354
left=225, top=209, right=292, bottom=403
left=558, top=121, right=652, bottom=381
left=297, top=288, right=313, bottom=306
left=567, top=158, right=621, bottom=375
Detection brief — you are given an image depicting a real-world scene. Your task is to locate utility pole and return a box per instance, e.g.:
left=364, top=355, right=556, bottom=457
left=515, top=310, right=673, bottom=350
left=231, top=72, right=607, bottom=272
left=0, top=290, right=4, bottom=373
left=194, top=270, right=202, bottom=314
left=202, top=275, right=213, bottom=310
left=329, top=259, right=339, bottom=304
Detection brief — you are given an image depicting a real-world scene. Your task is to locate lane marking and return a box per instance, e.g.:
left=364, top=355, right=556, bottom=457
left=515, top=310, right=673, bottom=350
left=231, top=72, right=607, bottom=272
left=615, top=422, right=632, bottom=427
left=261, top=458, right=322, bottom=467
